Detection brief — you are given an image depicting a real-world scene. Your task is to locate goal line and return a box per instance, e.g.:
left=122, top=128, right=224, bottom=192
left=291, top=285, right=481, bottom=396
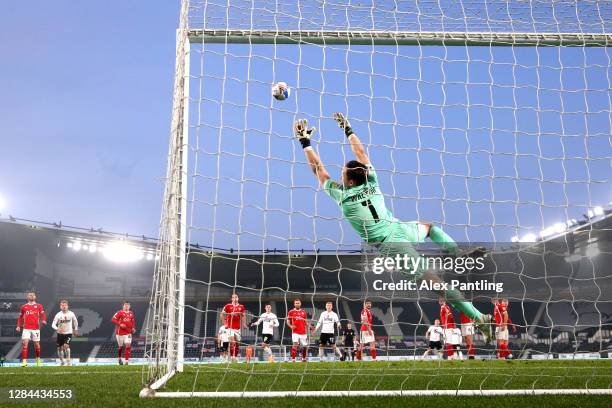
left=145, top=389, right=612, bottom=398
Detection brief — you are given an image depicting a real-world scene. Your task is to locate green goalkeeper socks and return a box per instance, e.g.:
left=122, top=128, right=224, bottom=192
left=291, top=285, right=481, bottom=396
left=445, top=289, right=483, bottom=321
left=428, top=225, right=484, bottom=320
left=428, top=225, right=459, bottom=253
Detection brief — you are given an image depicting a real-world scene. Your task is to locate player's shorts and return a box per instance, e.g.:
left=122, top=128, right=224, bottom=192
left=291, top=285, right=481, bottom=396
left=262, top=333, right=273, bottom=345
left=219, top=342, right=229, bottom=352
left=429, top=341, right=442, bottom=350
left=461, top=323, right=475, bottom=336
left=292, top=333, right=308, bottom=346
left=116, top=334, right=132, bottom=346
left=495, top=327, right=509, bottom=341
left=452, top=328, right=462, bottom=345
left=319, top=333, right=336, bottom=346
left=374, top=222, right=428, bottom=277
left=21, top=329, right=40, bottom=342
left=445, top=329, right=461, bottom=345
left=344, top=339, right=355, bottom=348
left=360, top=330, right=375, bottom=344
left=56, top=333, right=72, bottom=347
left=227, top=329, right=241, bottom=341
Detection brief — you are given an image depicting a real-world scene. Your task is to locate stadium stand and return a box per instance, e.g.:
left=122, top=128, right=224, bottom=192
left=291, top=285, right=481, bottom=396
left=0, top=218, right=610, bottom=362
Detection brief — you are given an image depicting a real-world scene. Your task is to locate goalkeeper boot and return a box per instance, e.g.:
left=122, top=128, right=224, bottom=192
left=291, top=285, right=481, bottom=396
left=476, top=314, right=494, bottom=345
left=21, top=359, right=27, bottom=367
left=118, top=358, right=123, bottom=365
left=455, top=246, right=487, bottom=259
left=36, top=358, right=41, bottom=367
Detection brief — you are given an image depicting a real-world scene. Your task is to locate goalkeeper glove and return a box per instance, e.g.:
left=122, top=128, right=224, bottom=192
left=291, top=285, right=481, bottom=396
left=294, top=119, right=316, bottom=149
left=333, top=112, right=353, bottom=137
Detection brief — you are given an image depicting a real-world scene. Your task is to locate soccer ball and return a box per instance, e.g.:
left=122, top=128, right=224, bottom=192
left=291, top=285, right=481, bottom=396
left=272, top=82, right=290, bottom=101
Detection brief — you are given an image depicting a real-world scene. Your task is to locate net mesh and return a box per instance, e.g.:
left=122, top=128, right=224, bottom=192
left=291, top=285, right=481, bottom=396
left=143, top=0, right=612, bottom=395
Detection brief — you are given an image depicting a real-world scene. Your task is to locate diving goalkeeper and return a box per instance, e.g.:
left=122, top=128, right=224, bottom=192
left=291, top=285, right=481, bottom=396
left=294, top=113, right=493, bottom=342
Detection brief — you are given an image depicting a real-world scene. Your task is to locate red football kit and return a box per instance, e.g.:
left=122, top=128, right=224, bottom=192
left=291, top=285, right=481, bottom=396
left=494, top=303, right=508, bottom=325
left=288, top=308, right=308, bottom=334
left=494, top=303, right=513, bottom=358
left=18, top=303, right=47, bottom=330
left=360, top=308, right=373, bottom=332
left=223, top=303, right=245, bottom=330
left=440, top=304, right=456, bottom=329
left=356, top=308, right=376, bottom=361
left=459, top=312, right=473, bottom=325
left=112, top=310, right=135, bottom=335
left=495, top=303, right=513, bottom=326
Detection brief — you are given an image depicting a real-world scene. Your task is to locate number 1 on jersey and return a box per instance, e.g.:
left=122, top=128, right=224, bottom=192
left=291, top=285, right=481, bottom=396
left=361, top=199, right=380, bottom=223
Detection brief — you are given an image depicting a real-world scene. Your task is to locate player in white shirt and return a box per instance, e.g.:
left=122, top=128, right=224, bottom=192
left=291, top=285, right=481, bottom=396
left=217, top=325, right=230, bottom=362
left=51, top=299, right=78, bottom=366
left=311, top=302, right=343, bottom=360
left=423, top=319, right=444, bottom=359
left=450, top=327, right=463, bottom=360
left=251, top=304, right=280, bottom=362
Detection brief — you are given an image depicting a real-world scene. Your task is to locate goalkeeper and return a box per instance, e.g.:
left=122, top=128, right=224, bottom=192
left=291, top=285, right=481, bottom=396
left=294, top=113, right=493, bottom=342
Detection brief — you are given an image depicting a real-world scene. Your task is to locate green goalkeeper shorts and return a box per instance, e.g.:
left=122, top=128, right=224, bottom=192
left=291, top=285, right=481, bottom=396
left=382, top=221, right=429, bottom=244
left=373, top=221, right=429, bottom=278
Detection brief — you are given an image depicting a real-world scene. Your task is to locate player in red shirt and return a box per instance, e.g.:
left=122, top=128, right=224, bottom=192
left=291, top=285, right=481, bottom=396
left=356, top=300, right=376, bottom=361
left=460, top=312, right=476, bottom=359
left=220, top=293, right=247, bottom=363
left=16, top=292, right=47, bottom=367
left=112, top=301, right=136, bottom=365
left=492, top=298, right=505, bottom=359
left=440, top=297, right=461, bottom=359
left=502, top=299, right=517, bottom=358
left=493, top=298, right=516, bottom=359
left=287, top=298, right=312, bottom=362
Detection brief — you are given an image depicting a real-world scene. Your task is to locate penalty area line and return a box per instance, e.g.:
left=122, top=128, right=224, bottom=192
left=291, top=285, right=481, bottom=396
left=0, top=370, right=139, bottom=376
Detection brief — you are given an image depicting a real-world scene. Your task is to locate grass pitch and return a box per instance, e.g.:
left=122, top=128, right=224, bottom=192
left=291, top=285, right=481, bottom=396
left=1, top=360, right=610, bottom=407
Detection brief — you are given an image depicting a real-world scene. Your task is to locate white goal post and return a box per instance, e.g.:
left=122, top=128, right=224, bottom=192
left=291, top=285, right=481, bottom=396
left=142, top=0, right=612, bottom=398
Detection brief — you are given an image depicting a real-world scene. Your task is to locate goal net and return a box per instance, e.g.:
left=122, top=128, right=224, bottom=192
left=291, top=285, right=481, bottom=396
left=142, top=0, right=612, bottom=398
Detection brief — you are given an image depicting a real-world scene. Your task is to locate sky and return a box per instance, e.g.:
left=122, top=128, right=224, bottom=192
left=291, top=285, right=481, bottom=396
left=0, top=1, right=610, bottom=251
left=0, top=1, right=178, bottom=236
left=186, top=1, right=612, bottom=250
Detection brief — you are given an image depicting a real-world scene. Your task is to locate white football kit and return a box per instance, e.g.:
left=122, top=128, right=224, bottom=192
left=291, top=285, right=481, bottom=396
left=426, top=325, right=443, bottom=342
left=218, top=325, right=230, bottom=343
left=254, top=312, right=279, bottom=335
left=315, top=311, right=340, bottom=334
left=52, top=311, right=78, bottom=335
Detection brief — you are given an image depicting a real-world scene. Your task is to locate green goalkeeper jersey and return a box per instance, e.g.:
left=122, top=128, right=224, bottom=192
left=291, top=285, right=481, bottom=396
left=323, top=164, right=395, bottom=243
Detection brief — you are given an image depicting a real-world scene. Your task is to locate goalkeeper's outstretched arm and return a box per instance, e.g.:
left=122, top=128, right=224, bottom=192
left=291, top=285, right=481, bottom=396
left=333, top=112, right=370, bottom=165
left=294, top=119, right=331, bottom=186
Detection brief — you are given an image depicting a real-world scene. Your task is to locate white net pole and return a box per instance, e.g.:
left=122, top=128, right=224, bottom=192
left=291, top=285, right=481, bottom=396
left=142, top=0, right=190, bottom=392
